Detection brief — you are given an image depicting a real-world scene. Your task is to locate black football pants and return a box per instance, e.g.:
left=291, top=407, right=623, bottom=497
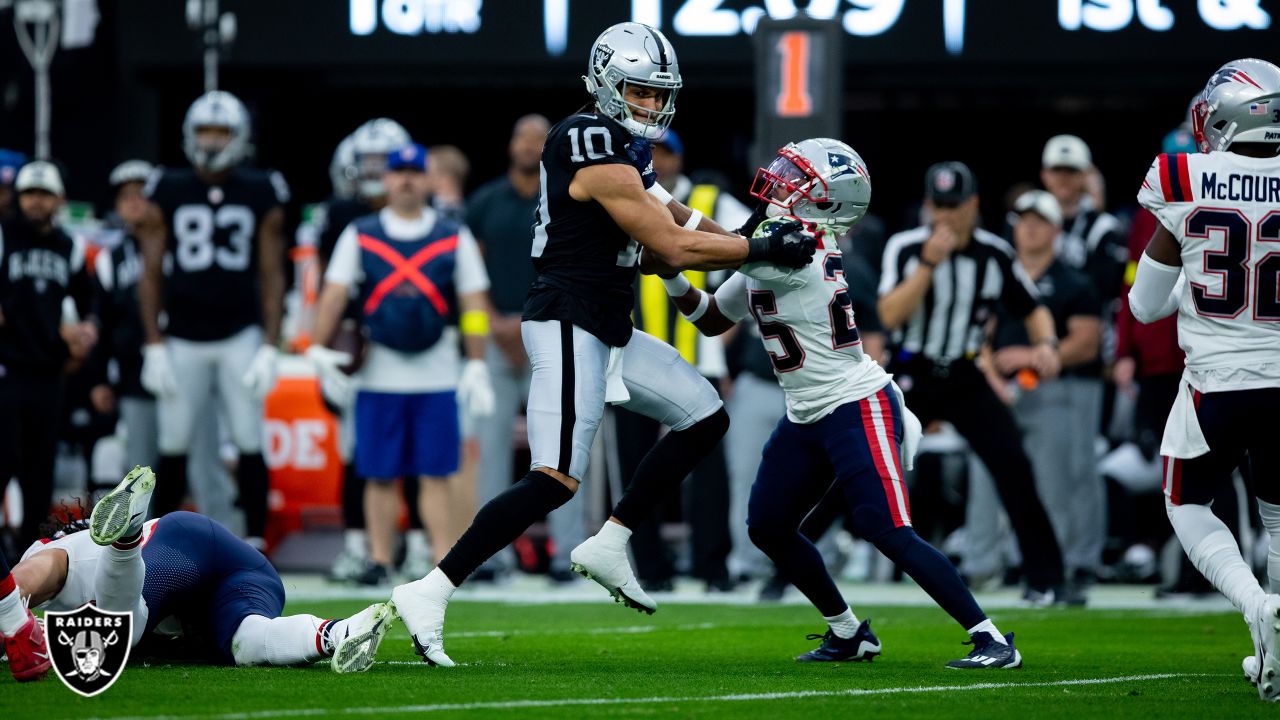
left=890, top=357, right=1065, bottom=590
left=0, top=371, right=64, bottom=554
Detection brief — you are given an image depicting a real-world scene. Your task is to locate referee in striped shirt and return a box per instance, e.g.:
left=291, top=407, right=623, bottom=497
left=878, top=162, right=1067, bottom=601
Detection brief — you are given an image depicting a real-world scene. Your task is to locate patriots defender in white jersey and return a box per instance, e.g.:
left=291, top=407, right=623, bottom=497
left=12, top=467, right=394, bottom=673
left=663, top=139, right=1019, bottom=668
left=1128, top=58, right=1280, bottom=701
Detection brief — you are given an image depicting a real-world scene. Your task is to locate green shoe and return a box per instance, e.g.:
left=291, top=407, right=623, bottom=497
left=331, top=602, right=397, bottom=673
left=89, top=465, right=156, bottom=546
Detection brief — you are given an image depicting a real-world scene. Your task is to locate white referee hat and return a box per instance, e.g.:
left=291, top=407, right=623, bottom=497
left=1014, top=190, right=1063, bottom=227
left=1042, top=135, right=1092, bottom=170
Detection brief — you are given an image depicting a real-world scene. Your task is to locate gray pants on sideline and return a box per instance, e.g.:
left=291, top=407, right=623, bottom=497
left=963, top=376, right=1105, bottom=579
left=725, top=372, right=786, bottom=579
left=121, top=394, right=238, bottom=532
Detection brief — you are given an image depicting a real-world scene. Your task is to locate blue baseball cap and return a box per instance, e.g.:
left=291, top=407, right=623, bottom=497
left=0, top=149, right=28, bottom=187
left=386, top=143, right=428, bottom=172
left=654, top=129, right=683, bottom=156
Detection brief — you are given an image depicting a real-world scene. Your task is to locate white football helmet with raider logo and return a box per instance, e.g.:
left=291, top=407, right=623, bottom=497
left=1192, top=58, right=1280, bottom=153
left=750, top=138, right=872, bottom=236
left=182, top=91, right=252, bottom=173
left=584, top=22, right=682, bottom=139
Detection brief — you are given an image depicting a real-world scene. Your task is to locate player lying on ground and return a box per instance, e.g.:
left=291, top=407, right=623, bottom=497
left=387, top=22, right=821, bottom=668
left=1127, top=57, right=1280, bottom=702
left=5, top=466, right=394, bottom=677
left=660, top=138, right=1021, bottom=668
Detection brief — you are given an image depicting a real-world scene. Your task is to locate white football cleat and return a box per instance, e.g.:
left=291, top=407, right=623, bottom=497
left=331, top=602, right=396, bottom=674
left=1249, top=595, right=1280, bottom=702
left=1245, top=655, right=1261, bottom=686
left=390, top=580, right=455, bottom=667
left=90, top=465, right=156, bottom=546
left=569, top=534, right=657, bottom=615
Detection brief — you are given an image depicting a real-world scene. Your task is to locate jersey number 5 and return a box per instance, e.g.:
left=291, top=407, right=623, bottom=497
left=1188, top=208, right=1280, bottom=320
left=173, top=204, right=255, bottom=273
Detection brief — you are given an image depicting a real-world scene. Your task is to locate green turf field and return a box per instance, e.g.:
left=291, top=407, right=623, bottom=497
left=3, top=599, right=1275, bottom=719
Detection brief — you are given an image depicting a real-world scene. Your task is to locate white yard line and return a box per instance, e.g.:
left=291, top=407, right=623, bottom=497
left=449, top=621, right=719, bottom=638
left=88, top=673, right=1192, bottom=720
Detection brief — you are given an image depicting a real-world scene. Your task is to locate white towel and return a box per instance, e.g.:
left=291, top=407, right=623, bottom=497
left=1160, top=372, right=1210, bottom=460
left=891, top=379, right=923, bottom=471
left=605, top=346, right=630, bottom=404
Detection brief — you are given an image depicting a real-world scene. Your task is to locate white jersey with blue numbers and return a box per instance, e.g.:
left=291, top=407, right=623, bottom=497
left=1138, top=150, right=1280, bottom=391
left=714, top=246, right=892, bottom=424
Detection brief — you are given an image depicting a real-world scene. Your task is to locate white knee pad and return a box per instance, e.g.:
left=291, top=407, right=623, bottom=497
left=231, top=614, right=326, bottom=667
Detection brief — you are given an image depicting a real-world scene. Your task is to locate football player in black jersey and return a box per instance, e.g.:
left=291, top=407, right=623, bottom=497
left=136, top=91, right=289, bottom=548
left=390, top=22, right=820, bottom=667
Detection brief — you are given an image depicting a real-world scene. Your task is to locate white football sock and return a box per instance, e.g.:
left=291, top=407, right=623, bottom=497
left=1257, top=500, right=1280, bottom=593
left=596, top=520, right=633, bottom=551
left=95, top=543, right=146, bottom=615
left=967, top=619, right=1008, bottom=645
left=1167, top=499, right=1266, bottom=617
left=0, top=580, right=27, bottom=636
left=343, top=529, right=368, bottom=557
left=231, top=614, right=328, bottom=666
left=421, top=567, right=457, bottom=604
left=823, top=608, right=860, bottom=639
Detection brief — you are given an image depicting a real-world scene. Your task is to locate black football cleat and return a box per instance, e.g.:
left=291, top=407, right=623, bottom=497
left=946, top=631, right=1023, bottom=669
left=796, top=619, right=881, bottom=663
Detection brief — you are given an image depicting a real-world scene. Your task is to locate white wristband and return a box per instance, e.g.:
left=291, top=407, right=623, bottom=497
left=647, top=182, right=673, bottom=205
left=682, top=209, right=703, bottom=230
left=661, top=273, right=691, bottom=296
left=682, top=290, right=710, bottom=322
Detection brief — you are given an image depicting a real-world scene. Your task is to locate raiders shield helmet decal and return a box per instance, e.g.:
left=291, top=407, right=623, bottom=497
left=46, top=605, right=133, bottom=697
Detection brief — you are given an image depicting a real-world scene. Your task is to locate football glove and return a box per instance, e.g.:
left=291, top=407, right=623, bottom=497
left=626, top=137, right=657, bottom=189
left=306, top=345, right=354, bottom=409
left=457, top=359, right=495, bottom=418
left=745, top=219, right=820, bottom=268
left=734, top=202, right=770, bottom=239
left=242, top=344, right=280, bottom=400
left=140, top=343, right=179, bottom=398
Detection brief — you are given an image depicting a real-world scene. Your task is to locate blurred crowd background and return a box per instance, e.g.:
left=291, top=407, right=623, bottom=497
left=0, top=0, right=1277, bottom=603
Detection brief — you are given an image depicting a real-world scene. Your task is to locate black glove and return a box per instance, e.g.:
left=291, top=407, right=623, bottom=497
left=734, top=202, right=770, bottom=239
left=745, top=219, right=819, bottom=268
left=626, top=137, right=657, bottom=189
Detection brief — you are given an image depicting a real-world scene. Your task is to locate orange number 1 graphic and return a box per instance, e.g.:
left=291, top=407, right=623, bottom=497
left=776, top=31, right=812, bottom=118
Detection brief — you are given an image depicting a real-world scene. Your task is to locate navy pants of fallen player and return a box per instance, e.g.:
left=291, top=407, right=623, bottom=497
left=141, top=511, right=285, bottom=663
left=747, top=384, right=985, bottom=628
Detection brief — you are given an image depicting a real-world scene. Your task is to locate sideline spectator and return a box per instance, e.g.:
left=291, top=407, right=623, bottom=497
left=0, top=161, right=97, bottom=553
left=309, top=143, right=495, bottom=585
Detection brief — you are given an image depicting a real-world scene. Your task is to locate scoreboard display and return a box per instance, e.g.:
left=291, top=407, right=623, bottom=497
left=751, top=17, right=842, bottom=169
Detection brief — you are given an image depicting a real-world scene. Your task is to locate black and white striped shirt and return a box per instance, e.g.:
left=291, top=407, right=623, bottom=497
left=878, top=226, right=1040, bottom=363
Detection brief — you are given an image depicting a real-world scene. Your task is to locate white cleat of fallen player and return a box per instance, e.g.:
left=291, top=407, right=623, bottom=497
left=1249, top=594, right=1280, bottom=701
left=390, top=579, right=455, bottom=667
left=89, top=465, right=157, bottom=546
left=330, top=602, right=397, bottom=674
left=569, top=533, right=657, bottom=615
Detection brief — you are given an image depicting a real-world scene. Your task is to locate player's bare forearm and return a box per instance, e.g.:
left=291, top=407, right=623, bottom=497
left=877, top=265, right=934, bottom=330
left=258, top=208, right=287, bottom=346
left=1058, top=315, right=1101, bottom=368
left=311, top=282, right=350, bottom=348
left=12, top=548, right=67, bottom=608
left=665, top=199, right=737, bottom=237
left=575, top=164, right=749, bottom=270
left=137, top=207, right=167, bottom=344
left=670, top=287, right=735, bottom=336
left=459, top=290, right=491, bottom=361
